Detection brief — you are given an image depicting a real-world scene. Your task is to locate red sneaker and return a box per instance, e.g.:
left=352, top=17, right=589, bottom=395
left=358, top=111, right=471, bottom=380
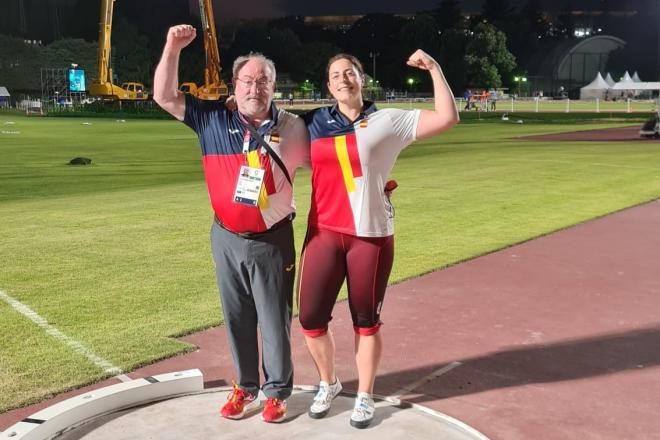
left=261, top=398, right=287, bottom=423
left=220, top=384, right=259, bottom=420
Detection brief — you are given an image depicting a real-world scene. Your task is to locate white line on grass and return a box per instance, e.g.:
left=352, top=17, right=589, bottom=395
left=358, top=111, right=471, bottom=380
left=385, top=361, right=462, bottom=405
left=0, top=289, right=123, bottom=375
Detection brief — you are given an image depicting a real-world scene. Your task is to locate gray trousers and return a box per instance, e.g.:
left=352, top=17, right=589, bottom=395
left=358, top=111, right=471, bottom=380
left=210, top=219, right=295, bottom=400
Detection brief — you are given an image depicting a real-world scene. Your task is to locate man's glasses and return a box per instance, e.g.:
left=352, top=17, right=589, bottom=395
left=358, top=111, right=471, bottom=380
left=234, top=77, right=273, bottom=90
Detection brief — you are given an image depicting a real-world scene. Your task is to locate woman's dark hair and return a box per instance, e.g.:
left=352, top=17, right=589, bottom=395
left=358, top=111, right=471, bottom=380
left=326, top=54, right=365, bottom=80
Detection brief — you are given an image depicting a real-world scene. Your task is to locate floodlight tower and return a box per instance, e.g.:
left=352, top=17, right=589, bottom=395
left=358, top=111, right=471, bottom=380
left=50, top=0, right=61, bottom=40
left=369, top=52, right=379, bottom=84
left=18, top=0, right=27, bottom=35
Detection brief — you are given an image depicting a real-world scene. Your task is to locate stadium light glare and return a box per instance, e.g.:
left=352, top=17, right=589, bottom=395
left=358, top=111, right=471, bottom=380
left=513, top=76, right=527, bottom=97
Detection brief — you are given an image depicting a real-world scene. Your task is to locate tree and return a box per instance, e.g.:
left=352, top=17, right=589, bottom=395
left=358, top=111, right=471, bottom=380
left=342, top=14, right=406, bottom=62
left=111, top=17, right=152, bottom=85
left=0, top=35, right=97, bottom=93
left=115, top=0, right=191, bottom=44
left=521, top=0, right=547, bottom=37
left=341, top=14, right=408, bottom=88
left=400, top=13, right=442, bottom=54
left=481, top=0, right=517, bottom=35
left=397, top=14, right=443, bottom=89
left=268, top=16, right=333, bottom=45
left=0, top=36, right=42, bottom=91
left=294, top=41, right=343, bottom=95
left=463, top=22, right=516, bottom=89
left=507, top=0, right=546, bottom=68
left=438, top=29, right=469, bottom=95
left=177, top=36, right=206, bottom=88
left=64, top=0, right=104, bottom=42
left=227, top=25, right=303, bottom=79
left=431, top=0, right=463, bottom=31
left=43, top=38, right=97, bottom=73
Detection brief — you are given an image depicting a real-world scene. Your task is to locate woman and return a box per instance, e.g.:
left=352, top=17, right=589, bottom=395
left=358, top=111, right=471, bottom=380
left=298, top=49, right=458, bottom=428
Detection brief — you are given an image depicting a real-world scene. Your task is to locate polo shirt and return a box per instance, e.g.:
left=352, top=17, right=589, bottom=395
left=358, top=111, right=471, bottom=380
left=305, top=102, right=420, bottom=237
left=184, top=94, right=309, bottom=233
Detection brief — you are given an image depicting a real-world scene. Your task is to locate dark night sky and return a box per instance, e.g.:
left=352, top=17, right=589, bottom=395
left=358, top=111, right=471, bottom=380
left=207, top=0, right=644, bottom=22
left=209, top=0, right=480, bottom=21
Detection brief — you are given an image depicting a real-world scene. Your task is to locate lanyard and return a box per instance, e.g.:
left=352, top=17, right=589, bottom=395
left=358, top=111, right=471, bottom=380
left=239, top=114, right=268, bottom=164
left=242, top=129, right=251, bottom=157
left=236, top=111, right=292, bottom=186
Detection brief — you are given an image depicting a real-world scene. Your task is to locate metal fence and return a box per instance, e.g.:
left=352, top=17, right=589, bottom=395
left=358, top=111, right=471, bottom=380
left=455, top=97, right=658, bottom=113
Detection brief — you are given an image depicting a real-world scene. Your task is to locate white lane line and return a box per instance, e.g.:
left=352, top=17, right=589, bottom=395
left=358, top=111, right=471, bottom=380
left=385, top=361, right=462, bottom=404
left=0, top=289, right=122, bottom=375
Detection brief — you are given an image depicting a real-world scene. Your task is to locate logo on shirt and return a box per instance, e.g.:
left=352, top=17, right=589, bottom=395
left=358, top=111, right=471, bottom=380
left=270, top=133, right=280, bottom=143
left=326, top=119, right=337, bottom=124
left=359, top=119, right=369, bottom=128
left=229, top=129, right=241, bottom=134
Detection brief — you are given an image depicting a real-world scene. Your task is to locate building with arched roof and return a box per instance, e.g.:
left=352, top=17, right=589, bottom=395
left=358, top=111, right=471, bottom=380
left=527, top=35, right=626, bottom=98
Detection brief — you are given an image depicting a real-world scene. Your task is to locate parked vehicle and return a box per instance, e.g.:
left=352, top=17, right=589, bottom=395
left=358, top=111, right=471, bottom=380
left=640, top=115, right=660, bottom=138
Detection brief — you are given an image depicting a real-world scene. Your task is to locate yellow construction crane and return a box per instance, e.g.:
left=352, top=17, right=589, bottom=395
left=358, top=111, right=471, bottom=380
left=180, top=0, right=229, bottom=100
left=89, top=0, right=148, bottom=101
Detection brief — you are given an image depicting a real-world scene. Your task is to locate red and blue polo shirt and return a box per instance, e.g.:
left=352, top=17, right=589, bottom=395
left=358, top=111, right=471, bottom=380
left=305, top=102, right=420, bottom=237
left=184, top=94, right=309, bottom=233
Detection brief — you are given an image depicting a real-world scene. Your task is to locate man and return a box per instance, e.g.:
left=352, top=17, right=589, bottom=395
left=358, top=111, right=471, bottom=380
left=153, top=24, right=309, bottom=423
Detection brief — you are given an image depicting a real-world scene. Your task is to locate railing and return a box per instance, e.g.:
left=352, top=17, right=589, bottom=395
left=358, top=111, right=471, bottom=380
left=454, top=98, right=657, bottom=113
left=16, top=100, right=43, bottom=111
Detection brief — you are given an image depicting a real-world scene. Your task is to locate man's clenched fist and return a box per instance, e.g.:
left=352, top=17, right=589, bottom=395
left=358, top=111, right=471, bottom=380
left=166, top=24, right=196, bottom=51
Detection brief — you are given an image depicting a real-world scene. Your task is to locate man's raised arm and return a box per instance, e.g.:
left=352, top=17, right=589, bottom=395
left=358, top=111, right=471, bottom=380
left=153, top=25, right=196, bottom=121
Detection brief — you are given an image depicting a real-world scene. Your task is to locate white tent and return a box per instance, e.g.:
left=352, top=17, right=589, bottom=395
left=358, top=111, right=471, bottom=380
left=580, top=72, right=611, bottom=99
left=610, top=71, right=641, bottom=97
left=0, top=86, right=10, bottom=108
left=632, top=71, right=642, bottom=82
left=612, top=81, right=660, bottom=91
left=604, top=73, right=616, bottom=87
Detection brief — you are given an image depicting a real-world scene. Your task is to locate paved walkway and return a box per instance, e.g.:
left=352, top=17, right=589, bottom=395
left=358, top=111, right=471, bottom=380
left=2, top=199, right=660, bottom=439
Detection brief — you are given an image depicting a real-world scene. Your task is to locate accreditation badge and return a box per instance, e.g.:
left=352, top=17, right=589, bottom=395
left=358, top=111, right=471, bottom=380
left=233, top=165, right=265, bottom=207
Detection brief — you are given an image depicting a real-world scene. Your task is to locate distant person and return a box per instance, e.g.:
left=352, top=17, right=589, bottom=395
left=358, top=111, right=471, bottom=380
left=288, top=92, right=293, bottom=106
left=490, top=89, right=499, bottom=111
left=387, top=90, right=396, bottom=102
left=298, top=49, right=459, bottom=429
left=463, top=89, right=472, bottom=110
left=558, top=85, right=566, bottom=98
left=478, top=90, right=488, bottom=111
left=153, top=24, right=309, bottom=423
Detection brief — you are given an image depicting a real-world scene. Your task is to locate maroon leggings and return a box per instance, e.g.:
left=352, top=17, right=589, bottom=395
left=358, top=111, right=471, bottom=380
left=297, top=227, right=394, bottom=337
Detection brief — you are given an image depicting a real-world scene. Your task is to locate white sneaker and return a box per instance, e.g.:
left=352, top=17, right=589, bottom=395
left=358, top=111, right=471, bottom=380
left=308, top=378, right=343, bottom=419
left=350, top=392, right=375, bottom=429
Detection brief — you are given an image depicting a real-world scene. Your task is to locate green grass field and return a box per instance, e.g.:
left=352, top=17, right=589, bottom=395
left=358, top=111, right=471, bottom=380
left=1, top=111, right=659, bottom=413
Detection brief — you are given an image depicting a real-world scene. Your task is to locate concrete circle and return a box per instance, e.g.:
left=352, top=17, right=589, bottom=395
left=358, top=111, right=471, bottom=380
left=55, top=387, right=489, bottom=440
